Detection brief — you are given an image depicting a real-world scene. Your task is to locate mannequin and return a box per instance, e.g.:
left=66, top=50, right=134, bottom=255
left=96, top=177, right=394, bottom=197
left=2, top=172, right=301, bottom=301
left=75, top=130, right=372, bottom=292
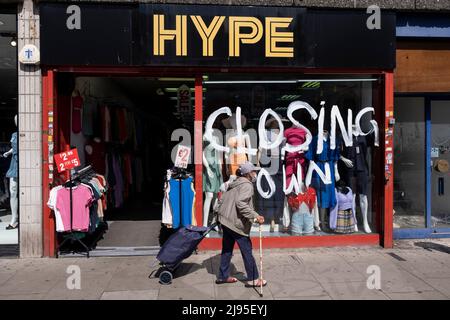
left=339, top=125, right=372, bottom=233
left=280, top=122, right=308, bottom=232
left=256, top=118, right=285, bottom=232
left=282, top=122, right=308, bottom=184
left=222, top=113, right=253, bottom=178
left=305, top=130, right=341, bottom=233
left=287, top=184, right=320, bottom=235
left=3, top=115, right=18, bottom=230
left=330, top=180, right=358, bottom=233
left=202, top=130, right=223, bottom=228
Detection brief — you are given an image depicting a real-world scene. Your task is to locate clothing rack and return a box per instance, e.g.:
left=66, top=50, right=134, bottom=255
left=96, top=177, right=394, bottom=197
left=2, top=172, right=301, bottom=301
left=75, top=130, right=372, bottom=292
left=57, top=165, right=96, bottom=258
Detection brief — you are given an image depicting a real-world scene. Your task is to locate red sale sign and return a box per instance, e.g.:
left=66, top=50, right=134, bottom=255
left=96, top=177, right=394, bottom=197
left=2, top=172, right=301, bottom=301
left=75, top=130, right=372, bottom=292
left=54, top=149, right=80, bottom=173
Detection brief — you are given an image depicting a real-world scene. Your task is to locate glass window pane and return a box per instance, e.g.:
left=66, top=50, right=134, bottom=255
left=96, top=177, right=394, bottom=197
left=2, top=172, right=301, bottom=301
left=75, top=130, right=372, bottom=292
left=431, top=100, right=450, bottom=229
left=203, top=74, right=381, bottom=237
left=393, top=97, right=426, bottom=229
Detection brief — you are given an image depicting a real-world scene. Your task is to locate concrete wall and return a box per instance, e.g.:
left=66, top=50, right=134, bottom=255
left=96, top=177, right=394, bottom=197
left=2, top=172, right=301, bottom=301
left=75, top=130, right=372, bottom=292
left=26, top=0, right=450, bottom=11
left=17, top=0, right=43, bottom=258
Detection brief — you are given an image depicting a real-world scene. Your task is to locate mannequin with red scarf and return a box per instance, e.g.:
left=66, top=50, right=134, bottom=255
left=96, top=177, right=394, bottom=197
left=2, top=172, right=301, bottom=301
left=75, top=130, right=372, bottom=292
left=287, top=184, right=320, bottom=235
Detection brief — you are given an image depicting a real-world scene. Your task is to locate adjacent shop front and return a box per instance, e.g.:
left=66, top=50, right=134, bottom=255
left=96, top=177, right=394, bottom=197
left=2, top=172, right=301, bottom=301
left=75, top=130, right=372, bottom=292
left=39, top=2, right=396, bottom=257
left=393, top=13, right=450, bottom=239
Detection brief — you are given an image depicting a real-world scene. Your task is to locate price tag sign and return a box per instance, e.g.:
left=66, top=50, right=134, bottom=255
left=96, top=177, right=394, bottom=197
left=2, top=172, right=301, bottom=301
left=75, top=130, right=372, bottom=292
left=54, top=149, right=80, bottom=173
left=174, top=145, right=191, bottom=169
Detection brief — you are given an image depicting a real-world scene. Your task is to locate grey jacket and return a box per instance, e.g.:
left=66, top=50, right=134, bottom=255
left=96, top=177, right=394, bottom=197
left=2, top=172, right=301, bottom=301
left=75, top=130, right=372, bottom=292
left=216, top=177, right=259, bottom=237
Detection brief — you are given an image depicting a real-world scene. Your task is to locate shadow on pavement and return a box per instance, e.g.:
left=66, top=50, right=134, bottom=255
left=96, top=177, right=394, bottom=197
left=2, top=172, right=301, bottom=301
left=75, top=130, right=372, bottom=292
left=414, top=241, right=450, bottom=254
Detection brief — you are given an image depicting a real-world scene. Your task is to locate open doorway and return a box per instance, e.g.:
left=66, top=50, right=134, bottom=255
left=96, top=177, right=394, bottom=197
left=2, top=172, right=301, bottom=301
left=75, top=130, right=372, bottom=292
left=0, top=10, right=18, bottom=252
left=54, top=74, right=195, bottom=255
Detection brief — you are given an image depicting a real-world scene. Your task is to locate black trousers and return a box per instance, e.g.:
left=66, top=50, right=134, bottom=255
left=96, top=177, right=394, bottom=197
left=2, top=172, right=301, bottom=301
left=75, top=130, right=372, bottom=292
left=218, top=225, right=259, bottom=281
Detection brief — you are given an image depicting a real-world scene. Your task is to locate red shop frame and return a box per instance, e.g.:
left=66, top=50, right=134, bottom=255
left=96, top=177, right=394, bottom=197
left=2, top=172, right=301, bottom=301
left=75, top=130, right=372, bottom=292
left=41, top=67, right=394, bottom=257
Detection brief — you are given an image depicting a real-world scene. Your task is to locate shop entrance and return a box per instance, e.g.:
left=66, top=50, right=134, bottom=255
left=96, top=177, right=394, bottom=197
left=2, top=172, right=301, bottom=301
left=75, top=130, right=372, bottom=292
left=394, top=95, right=450, bottom=238
left=53, top=74, right=195, bottom=255
left=0, top=9, right=18, bottom=253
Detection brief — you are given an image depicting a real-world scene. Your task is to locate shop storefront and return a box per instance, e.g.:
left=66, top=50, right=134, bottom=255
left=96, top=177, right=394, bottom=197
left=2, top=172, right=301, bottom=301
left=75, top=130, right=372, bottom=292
left=39, top=2, right=396, bottom=257
left=0, top=7, right=19, bottom=256
left=393, top=13, right=450, bottom=239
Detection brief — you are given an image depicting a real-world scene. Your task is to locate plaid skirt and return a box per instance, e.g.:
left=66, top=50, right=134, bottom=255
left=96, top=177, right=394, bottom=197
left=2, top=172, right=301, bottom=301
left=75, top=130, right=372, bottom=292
left=335, top=209, right=355, bottom=234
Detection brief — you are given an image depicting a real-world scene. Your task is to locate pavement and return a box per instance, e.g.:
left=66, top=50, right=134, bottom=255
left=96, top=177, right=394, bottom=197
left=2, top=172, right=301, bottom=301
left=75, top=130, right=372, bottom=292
left=0, top=239, right=449, bottom=300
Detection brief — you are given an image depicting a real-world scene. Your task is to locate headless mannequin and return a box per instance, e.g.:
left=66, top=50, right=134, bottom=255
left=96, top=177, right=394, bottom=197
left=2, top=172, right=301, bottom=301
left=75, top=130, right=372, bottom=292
left=3, top=115, right=18, bottom=229
left=318, top=130, right=341, bottom=233
left=281, top=122, right=305, bottom=232
left=222, top=113, right=252, bottom=180
left=339, top=126, right=371, bottom=233
left=203, top=132, right=222, bottom=228
left=258, top=119, right=284, bottom=232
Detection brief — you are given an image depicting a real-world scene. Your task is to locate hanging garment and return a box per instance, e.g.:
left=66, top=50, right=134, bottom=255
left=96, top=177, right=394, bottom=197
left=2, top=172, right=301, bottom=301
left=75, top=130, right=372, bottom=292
left=55, top=185, right=94, bottom=232
left=112, top=154, right=124, bottom=208
left=82, top=98, right=98, bottom=137
left=47, top=186, right=65, bottom=232
left=100, top=105, right=112, bottom=142
left=6, top=132, right=18, bottom=179
left=95, top=174, right=108, bottom=211
left=118, top=108, right=128, bottom=144
left=81, top=182, right=101, bottom=234
left=305, top=135, right=340, bottom=209
left=85, top=139, right=106, bottom=175
left=330, top=187, right=357, bottom=233
left=71, top=95, right=83, bottom=134
left=284, top=127, right=307, bottom=186
left=168, top=176, right=195, bottom=229
left=162, top=171, right=174, bottom=226
left=203, top=136, right=223, bottom=194
left=340, top=135, right=370, bottom=195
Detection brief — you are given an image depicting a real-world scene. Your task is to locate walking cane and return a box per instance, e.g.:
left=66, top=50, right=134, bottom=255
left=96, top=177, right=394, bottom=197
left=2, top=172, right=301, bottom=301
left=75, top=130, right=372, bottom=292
left=259, top=223, right=263, bottom=297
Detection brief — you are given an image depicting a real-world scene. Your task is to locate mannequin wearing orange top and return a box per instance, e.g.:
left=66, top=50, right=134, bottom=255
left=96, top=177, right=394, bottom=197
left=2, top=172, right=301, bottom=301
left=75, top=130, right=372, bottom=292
left=222, top=114, right=252, bottom=179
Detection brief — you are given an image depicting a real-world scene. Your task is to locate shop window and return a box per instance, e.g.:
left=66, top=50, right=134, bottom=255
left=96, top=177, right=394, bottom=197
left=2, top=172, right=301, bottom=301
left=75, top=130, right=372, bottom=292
left=202, top=74, right=382, bottom=237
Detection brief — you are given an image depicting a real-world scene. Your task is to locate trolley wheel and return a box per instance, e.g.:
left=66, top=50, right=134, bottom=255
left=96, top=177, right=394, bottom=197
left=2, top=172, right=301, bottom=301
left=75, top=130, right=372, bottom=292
left=159, top=270, right=173, bottom=285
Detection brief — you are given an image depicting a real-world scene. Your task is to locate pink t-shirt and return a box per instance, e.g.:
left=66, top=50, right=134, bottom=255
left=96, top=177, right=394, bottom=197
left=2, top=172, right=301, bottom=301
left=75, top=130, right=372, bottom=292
left=56, top=185, right=93, bottom=232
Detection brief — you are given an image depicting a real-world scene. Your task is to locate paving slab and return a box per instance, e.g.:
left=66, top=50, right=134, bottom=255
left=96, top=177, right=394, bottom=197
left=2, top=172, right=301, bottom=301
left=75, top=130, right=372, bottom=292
left=300, top=259, right=367, bottom=283
left=390, top=251, right=450, bottom=279
left=101, top=289, right=159, bottom=300
left=214, top=283, right=274, bottom=300
left=158, top=282, right=215, bottom=300
left=351, top=262, right=436, bottom=293
left=44, top=272, right=114, bottom=300
left=267, top=278, right=328, bottom=298
left=263, top=264, right=316, bottom=282
left=0, top=272, right=15, bottom=287
left=320, top=281, right=390, bottom=300
left=0, top=293, right=46, bottom=300
left=421, top=277, right=450, bottom=298
left=385, top=290, right=448, bottom=300
left=0, top=271, right=61, bottom=295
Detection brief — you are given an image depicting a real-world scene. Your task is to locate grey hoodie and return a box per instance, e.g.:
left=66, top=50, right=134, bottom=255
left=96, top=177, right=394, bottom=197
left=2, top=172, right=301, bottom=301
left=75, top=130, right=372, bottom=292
left=216, top=177, right=259, bottom=237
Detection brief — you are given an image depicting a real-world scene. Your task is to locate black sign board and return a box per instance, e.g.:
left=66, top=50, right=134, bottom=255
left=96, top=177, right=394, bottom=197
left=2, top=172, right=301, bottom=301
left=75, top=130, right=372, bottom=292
left=40, top=3, right=396, bottom=69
